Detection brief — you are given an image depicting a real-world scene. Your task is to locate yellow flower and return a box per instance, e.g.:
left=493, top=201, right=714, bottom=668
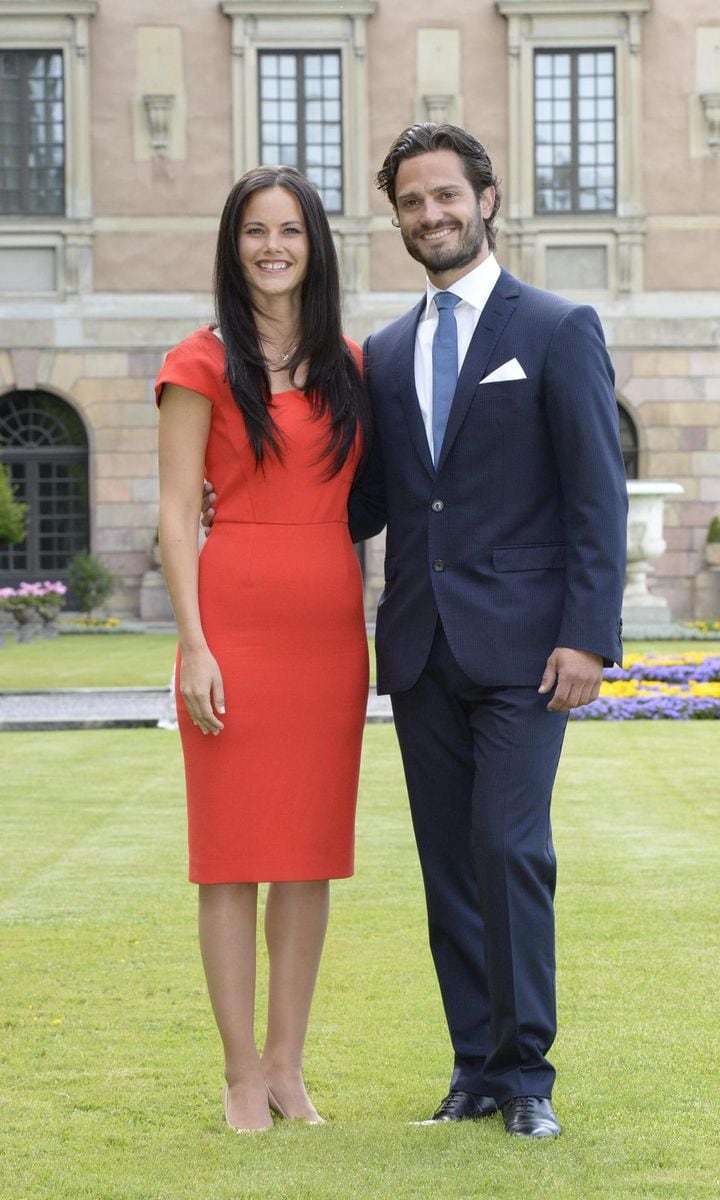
left=622, top=651, right=708, bottom=668
left=601, top=680, right=672, bottom=697
left=689, top=682, right=720, bottom=697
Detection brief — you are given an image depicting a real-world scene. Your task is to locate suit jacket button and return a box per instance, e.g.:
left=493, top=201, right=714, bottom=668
left=432, top=559, right=445, bottom=572
left=431, top=499, right=444, bottom=512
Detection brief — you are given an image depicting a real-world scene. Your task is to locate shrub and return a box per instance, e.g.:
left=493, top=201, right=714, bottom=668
left=0, top=461, right=27, bottom=544
left=707, top=515, right=720, bottom=545
left=67, top=552, right=115, bottom=616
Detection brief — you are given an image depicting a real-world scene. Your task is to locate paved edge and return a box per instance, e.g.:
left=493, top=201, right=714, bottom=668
left=0, top=715, right=394, bottom=731
left=0, top=718, right=162, bottom=732
left=0, top=686, right=394, bottom=731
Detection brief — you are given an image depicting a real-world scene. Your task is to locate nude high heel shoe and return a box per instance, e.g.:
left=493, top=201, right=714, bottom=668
left=222, top=1084, right=272, bottom=1134
left=266, top=1085, right=325, bottom=1125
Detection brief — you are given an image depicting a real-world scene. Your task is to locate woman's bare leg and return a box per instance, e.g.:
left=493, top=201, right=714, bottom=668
left=261, top=880, right=330, bottom=1119
left=198, top=882, right=272, bottom=1130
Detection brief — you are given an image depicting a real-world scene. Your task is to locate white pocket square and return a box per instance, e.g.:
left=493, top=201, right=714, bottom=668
left=480, top=358, right=527, bottom=384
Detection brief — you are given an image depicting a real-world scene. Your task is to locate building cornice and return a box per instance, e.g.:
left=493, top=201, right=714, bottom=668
left=0, top=2, right=97, bottom=16
left=221, top=0, right=377, bottom=17
left=497, top=1, right=651, bottom=14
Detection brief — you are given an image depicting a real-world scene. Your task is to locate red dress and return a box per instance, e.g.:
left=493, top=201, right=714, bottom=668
left=155, top=327, right=368, bottom=883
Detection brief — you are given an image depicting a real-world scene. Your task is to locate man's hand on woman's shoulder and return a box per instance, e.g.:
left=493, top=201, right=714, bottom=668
left=201, top=479, right=216, bottom=534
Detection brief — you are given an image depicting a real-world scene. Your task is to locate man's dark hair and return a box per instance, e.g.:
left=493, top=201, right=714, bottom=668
left=376, top=123, right=502, bottom=252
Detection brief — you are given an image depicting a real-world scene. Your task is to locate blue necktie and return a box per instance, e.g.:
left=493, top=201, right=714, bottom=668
left=431, top=291, right=461, bottom=466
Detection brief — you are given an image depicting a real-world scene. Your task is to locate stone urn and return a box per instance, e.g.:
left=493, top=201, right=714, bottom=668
left=623, top=481, right=684, bottom=626
left=35, top=600, right=63, bottom=637
left=0, top=607, right=15, bottom=648
left=696, top=541, right=720, bottom=621
left=9, top=602, right=40, bottom=642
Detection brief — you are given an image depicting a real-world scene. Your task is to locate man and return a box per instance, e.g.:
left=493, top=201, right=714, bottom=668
left=346, top=124, right=627, bottom=1138
left=203, top=123, right=627, bottom=1138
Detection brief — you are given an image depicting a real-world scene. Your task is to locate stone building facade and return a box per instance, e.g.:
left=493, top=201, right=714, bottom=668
left=0, top=0, right=719, bottom=619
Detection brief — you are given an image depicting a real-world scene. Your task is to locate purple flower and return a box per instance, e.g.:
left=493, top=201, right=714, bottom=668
left=571, top=689, right=720, bottom=721
left=604, top=657, right=720, bottom=685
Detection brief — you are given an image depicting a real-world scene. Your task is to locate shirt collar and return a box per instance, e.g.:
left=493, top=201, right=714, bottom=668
left=423, top=253, right=501, bottom=317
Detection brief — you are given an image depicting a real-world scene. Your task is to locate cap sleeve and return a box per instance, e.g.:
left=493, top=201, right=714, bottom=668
left=155, top=331, right=222, bottom=406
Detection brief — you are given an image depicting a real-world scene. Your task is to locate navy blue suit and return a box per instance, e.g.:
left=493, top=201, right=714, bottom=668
left=349, top=269, right=627, bottom=1104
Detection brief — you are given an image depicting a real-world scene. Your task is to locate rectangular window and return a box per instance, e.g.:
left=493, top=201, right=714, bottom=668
left=0, top=49, right=65, bottom=216
left=258, top=50, right=343, bottom=214
left=534, top=49, right=615, bottom=215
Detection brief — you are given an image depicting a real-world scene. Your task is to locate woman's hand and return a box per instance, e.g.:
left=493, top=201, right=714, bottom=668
left=179, top=646, right=226, bottom=734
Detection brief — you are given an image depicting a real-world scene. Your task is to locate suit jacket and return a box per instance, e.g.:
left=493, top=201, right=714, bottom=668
left=349, top=268, right=628, bottom=696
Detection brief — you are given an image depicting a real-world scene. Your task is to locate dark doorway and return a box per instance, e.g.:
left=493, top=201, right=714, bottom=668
left=0, top=390, right=89, bottom=586
left=617, top=401, right=639, bottom=479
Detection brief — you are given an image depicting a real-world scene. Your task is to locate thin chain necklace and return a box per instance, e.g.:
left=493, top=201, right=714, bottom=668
left=261, top=339, right=298, bottom=371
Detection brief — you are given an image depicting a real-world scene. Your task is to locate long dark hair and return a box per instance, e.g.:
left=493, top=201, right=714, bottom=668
left=214, top=166, right=370, bottom=476
left=376, top=123, right=502, bottom=252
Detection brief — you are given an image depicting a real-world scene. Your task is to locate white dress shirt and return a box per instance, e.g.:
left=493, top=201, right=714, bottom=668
left=415, top=253, right=501, bottom=459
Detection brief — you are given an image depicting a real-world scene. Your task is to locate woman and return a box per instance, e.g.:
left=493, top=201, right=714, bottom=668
left=156, top=167, right=370, bottom=1133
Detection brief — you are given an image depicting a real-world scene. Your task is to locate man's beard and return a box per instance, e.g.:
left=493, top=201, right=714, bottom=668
left=401, top=216, right=485, bottom=274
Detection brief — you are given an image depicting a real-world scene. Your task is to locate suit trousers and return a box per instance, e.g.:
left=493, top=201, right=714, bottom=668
left=390, top=621, right=569, bottom=1104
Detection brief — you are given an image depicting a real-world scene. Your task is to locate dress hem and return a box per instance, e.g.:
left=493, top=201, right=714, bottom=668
left=189, top=866, right=355, bottom=885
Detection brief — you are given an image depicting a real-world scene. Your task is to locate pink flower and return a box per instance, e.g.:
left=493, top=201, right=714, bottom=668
left=0, top=580, right=67, bottom=608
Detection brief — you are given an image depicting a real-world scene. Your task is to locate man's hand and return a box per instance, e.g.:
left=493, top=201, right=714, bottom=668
left=538, top=647, right=603, bottom=712
left=200, top=479, right=216, bottom=535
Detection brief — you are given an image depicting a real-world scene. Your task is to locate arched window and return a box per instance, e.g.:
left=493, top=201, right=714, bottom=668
left=0, top=390, right=89, bottom=584
left=617, top=401, right=639, bottom=479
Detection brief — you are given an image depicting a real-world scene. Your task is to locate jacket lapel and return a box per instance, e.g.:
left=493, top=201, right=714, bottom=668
left=388, top=297, right=435, bottom=479
left=436, top=269, right=521, bottom=472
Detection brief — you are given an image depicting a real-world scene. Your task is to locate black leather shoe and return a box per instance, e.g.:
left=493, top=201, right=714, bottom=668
left=412, top=1090, right=498, bottom=1125
left=502, top=1096, right=561, bottom=1138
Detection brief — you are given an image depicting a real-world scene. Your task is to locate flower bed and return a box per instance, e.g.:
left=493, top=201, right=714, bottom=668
left=571, top=653, right=720, bottom=720
left=0, top=581, right=67, bottom=641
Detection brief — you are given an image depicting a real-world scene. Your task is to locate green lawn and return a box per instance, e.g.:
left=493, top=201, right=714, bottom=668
left=1, top=633, right=719, bottom=693
left=0, top=632, right=178, bottom=689
left=1, top=723, right=718, bottom=1199
left=0, top=632, right=379, bottom=690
